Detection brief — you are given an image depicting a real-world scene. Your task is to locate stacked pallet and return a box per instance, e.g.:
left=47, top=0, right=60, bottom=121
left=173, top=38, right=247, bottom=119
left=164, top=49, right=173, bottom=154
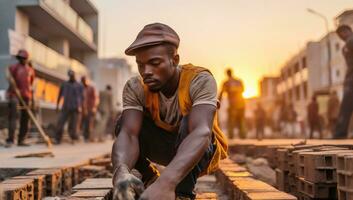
left=337, top=153, right=353, bottom=200
left=216, top=158, right=297, bottom=200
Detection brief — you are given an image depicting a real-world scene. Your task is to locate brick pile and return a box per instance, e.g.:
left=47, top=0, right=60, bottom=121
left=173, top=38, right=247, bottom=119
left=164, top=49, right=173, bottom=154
left=337, top=153, right=353, bottom=200
left=274, top=145, right=353, bottom=200
left=216, top=158, right=297, bottom=200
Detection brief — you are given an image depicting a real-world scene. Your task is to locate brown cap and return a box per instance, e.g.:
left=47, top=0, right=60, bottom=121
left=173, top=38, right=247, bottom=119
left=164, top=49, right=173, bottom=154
left=125, top=23, right=180, bottom=56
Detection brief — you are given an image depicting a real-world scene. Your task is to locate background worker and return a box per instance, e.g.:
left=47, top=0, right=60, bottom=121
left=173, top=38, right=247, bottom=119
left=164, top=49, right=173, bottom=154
left=81, top=76, right=99, bottom=142
left=254, top=102, right=266, bottom=140
left=307, top=95, right=322, bottom=139
left=96, top=85, right=113, bottom=142
left=6, top=49, right=35, bottom=147
left=334, top=25, right=353, bottom=139
left=218, top=68, right=246, bottom=139
left=327, top=91, right=340, bottom=135
left=54, top=70, right=83, bottom=144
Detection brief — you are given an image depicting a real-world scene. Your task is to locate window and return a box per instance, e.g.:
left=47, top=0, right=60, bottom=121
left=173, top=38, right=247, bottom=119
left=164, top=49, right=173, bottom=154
left=294, top=62, right=300, bottom=73
left=302, top=57, right=307, bottom=68
left=336, top=43, right=340, bottom=52
left=295, top=85, right=301, bottom=101
left=302, top=81, right=308, bottom=100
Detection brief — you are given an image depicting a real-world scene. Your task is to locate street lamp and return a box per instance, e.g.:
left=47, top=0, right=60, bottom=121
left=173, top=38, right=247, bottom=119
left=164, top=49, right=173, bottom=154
left=307, top=8, right=332, bottom=88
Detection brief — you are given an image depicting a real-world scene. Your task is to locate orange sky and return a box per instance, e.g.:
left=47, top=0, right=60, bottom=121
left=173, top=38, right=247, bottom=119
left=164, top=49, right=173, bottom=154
left=92, top=0, right=353, bottom=98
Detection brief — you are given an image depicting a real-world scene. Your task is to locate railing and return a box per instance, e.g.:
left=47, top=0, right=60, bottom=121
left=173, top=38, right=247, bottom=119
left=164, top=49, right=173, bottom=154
left=41, top=0, right=94, bottom=44
left=21, top=31, right=88, bottom=77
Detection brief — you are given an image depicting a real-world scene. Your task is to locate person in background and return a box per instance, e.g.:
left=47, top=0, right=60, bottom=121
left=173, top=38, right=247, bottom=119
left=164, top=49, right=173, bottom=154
left=81, top=76, right=99, bottom=142
left=307, top=96, right=322, bottom=139
left=254, top=102, right=266, bottom=140
left=6, top=49, right=35, bottom=147
left=96, top=85, right=113, bottom=142
left=286, top=103, right=297, bottom=138
left=327, top=91, right=340, bottom=135
left=219, top=68, right=246, bottom=139
left=55, top=70, right=83, bottom=144
left=334, top=25, right=353, bottom=139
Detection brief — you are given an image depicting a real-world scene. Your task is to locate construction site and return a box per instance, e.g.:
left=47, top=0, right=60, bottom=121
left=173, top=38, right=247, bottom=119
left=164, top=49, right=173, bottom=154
left=1, top=0, right=353, bottom=200
left=2, top=139, right=353, bottom=199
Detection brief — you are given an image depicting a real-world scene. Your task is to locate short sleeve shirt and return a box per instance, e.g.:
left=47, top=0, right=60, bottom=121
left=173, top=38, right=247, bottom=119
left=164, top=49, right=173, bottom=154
left=123, top=67, right=218, bottom=126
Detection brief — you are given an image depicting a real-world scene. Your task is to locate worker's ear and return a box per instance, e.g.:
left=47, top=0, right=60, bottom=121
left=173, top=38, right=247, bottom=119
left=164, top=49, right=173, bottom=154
left=172, top=53, right=180, bottom=67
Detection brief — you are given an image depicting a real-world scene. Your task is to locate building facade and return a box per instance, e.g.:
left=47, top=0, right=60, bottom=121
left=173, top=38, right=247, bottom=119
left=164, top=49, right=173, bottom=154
left=276, top=9, right=352, bottom=120
left=96, top=58, right=134, bottom=111
left=0, top=0, right=99, bottom=126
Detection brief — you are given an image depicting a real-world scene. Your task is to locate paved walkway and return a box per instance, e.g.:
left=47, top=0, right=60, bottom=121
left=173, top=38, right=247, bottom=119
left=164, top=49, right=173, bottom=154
left=0, top=141, right=113, bottom=169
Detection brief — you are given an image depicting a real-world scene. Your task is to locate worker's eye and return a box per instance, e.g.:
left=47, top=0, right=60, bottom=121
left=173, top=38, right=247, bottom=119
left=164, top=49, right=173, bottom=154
left=150, top=60, right=161, bottom=66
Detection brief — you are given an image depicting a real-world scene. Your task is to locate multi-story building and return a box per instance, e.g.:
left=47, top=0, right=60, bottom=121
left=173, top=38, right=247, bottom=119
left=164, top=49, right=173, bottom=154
left=259, top=76, right=280, bottom=110
left=276, top=9, right=351, bottom=119
left=0, top=0, right=99, bottom=127
left=96, top=58, right=134, bottom=111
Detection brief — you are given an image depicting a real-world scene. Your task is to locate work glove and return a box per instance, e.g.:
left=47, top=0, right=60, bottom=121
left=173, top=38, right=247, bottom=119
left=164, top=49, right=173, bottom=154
left=113, top=172, right=145, bottom=200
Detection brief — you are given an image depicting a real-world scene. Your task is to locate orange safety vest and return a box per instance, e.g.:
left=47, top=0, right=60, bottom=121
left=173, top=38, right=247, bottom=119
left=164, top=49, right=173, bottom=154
left=142, top=64, right=228, bottom=174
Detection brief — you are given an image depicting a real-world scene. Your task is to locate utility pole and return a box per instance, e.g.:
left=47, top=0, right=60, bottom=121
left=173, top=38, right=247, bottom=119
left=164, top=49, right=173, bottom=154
left=307, top=8, right=332, bottom=88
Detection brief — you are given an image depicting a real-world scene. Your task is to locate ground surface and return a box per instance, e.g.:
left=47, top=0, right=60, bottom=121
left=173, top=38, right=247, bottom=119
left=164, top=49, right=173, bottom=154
left=0, top=141, right=113, bottom=168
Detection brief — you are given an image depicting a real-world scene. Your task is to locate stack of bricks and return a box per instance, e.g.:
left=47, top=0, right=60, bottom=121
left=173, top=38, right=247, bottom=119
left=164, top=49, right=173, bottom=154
left=337, top=152, right=353, bottom=200
left=66, top=178, right=113, bottom=200
left=275, top=146, right=294, bottom=193
left=292, top=147, right=353, bottom=200
left=216, top=158, right=297, bottom=200
left=27, top=168, right=63, bottom=197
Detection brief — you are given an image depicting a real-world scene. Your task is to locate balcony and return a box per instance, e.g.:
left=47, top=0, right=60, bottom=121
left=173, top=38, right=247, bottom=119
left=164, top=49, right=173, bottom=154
left=9, top=30, right=88, bottom=80
left=17, top=0, right=96, bottom=51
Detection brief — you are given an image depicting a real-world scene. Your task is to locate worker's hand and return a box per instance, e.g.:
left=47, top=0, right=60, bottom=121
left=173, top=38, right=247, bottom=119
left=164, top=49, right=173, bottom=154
left=139, top=180, right=175, bottom=200
left=112, top=172, right=144, bottom=200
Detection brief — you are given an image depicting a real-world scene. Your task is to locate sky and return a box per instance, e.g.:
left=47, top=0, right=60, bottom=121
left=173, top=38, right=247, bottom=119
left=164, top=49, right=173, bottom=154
left=91, top=0, right=353, bottom=98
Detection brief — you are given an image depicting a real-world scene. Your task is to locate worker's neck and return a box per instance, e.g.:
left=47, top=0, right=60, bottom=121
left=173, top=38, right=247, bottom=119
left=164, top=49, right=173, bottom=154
left=161, top=68, right=180, bottom=98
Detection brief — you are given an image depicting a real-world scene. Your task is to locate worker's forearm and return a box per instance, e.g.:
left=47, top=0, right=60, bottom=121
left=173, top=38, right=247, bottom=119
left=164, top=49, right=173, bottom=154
left=157, top=128, right=211, bottom=187
left=111, top=130, right=139, bottom=177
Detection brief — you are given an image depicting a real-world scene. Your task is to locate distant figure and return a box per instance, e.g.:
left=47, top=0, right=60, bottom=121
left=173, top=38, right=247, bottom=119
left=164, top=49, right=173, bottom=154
left=219, top=68, right=246, bottom=139
left=327, top=91, right=340, bottom=134
left=81, top=76, right=99, bottom=142
left=285, top=103, right=297, bottom=138
left=6, top=49, right=35, bottom=147
left=55, top=70, right=83, bottom=144
left=96, top=85, right=113, bottom=141
left=307, top=96, right=322, bottom=139
left=254, top=103, right=266, bottom=140
left=334, top=25, right=353, bottom=139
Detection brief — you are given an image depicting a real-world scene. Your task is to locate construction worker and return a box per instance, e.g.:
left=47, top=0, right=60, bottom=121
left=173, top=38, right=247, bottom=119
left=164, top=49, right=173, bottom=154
left=111, top=23, right=228, bottom=200
left=81, top=76, right=99, bottom=142
left=254, top=102, right=266, bottom=140
left=54, top=70, right=83, bottom=144
left=327, top=91, right=340, bottom=134
left=218, top=68, right=246, bottom=139
left=334, top=25, right=353, bottom=139
left=6, top=49, right=35, bottom=147
left=307, top=96, right=322, bottom=139
left=96, top=85, right=113, bottom=142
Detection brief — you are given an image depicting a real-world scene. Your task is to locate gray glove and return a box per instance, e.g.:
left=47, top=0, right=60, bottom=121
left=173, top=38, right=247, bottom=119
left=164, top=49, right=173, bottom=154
left=113, top=172, right=145, bottom=200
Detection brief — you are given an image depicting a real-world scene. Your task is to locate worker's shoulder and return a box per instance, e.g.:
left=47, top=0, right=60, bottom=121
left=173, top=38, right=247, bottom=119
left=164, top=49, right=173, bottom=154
left=125, top=75, right=144, bottom=90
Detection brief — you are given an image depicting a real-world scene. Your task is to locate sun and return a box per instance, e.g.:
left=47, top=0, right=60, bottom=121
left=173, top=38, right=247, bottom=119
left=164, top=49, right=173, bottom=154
left=243, top=87, right=258, bottom=98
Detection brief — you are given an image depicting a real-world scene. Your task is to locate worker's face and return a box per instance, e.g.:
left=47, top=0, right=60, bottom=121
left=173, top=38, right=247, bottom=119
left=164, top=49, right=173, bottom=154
left=18, top=57, right=28, bottom=65
left=69, top=74, right=76, bottom=81
left=337, top=30, right=353, bottom=41
left=135, top=45, right=179, bottom=92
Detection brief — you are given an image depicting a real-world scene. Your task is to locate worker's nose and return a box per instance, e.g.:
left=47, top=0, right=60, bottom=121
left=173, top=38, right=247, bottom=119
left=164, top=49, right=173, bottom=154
left=143, top=65, right=153, bottom=77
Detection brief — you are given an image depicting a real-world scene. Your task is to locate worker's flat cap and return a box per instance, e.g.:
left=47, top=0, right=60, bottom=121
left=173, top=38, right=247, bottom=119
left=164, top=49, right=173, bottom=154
left=125, top=23, right=180, bottom=56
